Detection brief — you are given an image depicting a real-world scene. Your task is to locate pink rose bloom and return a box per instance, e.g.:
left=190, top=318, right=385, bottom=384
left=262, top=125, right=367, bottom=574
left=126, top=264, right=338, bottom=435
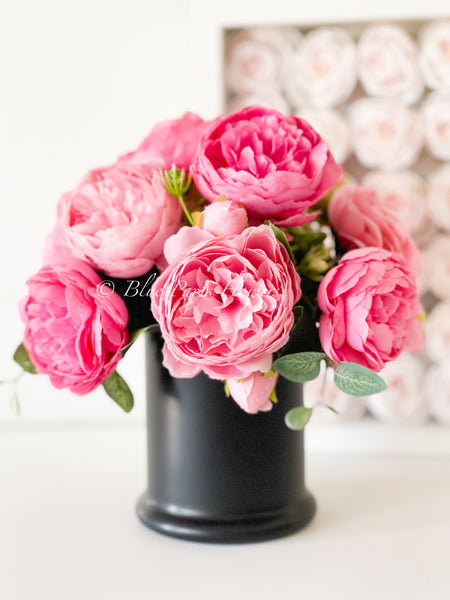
left=192, top=106, right=343, bottom=227
left=118, top=112, right=206, bottom=171
left=328, top=185, right=421, bottom=276
left=227, top=371, right=277, bottom=414
left=200, top=199, right=248, bottom=236
left=56, top=163, right=182, bottom=278
left=318, top=247, right=424, bottom=372
left=19, top=261, right=129, bottom=394
left=151, top=225, right=301, bottom=380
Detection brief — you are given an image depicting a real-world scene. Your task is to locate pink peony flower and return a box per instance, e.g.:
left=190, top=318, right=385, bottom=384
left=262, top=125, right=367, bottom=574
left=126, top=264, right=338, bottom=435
left=19, top=261, right=129, bottom=394
left=192, top=105, right=343, bottom=227
left=200, top=199, right=248, bottom=236
left=151, top=225, right=301, bottom=380
left=118, top=112, right=206, bottom=171
left=227, top=371, right=277, bottom=414
left=328, top=185, right=421, bottom=276
left=318, top=247, right=424, bottom=372
left=56, top=163, right=182, bottom=278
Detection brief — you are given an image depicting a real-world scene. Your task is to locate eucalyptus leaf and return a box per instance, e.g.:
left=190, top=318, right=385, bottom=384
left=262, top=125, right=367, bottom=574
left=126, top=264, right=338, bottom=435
left=273, top=352, right=325, bottom=382
left=102, top=371, right=134, bottom=413
left=334, top=362, right=387, bottom=396
left=13, top=343, right=37, bottom=374
left=285, top=406, right=313, bottom=430
left=121, top=323, right=160, bottom=356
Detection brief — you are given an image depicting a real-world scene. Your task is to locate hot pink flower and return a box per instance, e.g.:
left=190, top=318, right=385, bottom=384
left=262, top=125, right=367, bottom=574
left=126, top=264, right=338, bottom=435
left=200, top=199, right=248, bottom=236
left=227, top=371, right=277, bottom=414
left=19, top=261, right=129, bottom=394
left=328, top=185, right=421, bottom=276
left=56, top=163, right=182, bottom=278
left=192, top=105, right=343, bottom=227
left=151, top=225, right=301, bottom=380
left=318, top=247, right=424, bottom=372
left=118, top=112, right=206, bottom=171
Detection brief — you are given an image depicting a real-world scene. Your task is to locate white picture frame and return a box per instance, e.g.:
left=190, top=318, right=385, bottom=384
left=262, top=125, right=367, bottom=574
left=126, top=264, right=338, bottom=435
left=188, top=0, right=450, bottom=458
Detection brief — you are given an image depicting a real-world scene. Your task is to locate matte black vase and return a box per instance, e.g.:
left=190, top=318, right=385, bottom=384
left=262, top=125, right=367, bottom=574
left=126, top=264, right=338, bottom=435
left=137, top=332, right=316, bottom=543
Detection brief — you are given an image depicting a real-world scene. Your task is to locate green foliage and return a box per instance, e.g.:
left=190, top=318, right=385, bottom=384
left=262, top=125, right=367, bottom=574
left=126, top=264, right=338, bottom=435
left=273, top=352, right=325, bottom=382
left=285, top=406, right=313, bottom=430
left=13, top=343, right=37, bottom=374
left=334, top=362, right=387, bottom=396
left=102, top=370, right=134, bottom=413
left=121, top=324, right=160, bottom=356
left=264, top=221, right=295, bottom=262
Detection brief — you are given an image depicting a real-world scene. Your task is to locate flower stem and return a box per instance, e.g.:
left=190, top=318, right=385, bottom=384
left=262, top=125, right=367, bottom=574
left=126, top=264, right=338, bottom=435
left=178, top=194, right=195, bottom=226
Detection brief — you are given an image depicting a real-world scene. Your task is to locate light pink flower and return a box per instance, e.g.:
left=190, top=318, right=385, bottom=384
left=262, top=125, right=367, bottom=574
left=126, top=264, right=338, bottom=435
left=200, top=199, right=248, bottom=236
left=357, top=24, right=423, bottom=104
left=118, top=112, right=206, bottom=171
left=427, top=163, right=450, bottom=232
left=424, top=364, right=450, bottom=425
left=328, top=185, right=421, bottom=276
left=296, top=108, right=351, bottom=164
left=227, top=371, right=277, bottom=414
left=318, top=247, right=424, bottom=372
left=19, top=261, right=129, bottom=395
left=422, top=235, right=450, bottom=300
left=419, top=20, right=450, bottom=89
left=56, top=163, right=182, bottom=278
left=192, top=105, right=343, bottom=227
left=227, top=91, right=291, bottom=115
left=422, top=91, right=450, bottom=161
left=151, top=225, right=301, bottom=380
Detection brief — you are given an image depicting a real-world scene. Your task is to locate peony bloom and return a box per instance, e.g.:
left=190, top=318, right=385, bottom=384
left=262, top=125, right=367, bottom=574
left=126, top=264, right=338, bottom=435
left=200, top=199, right=248, bottom=236
left=422, top=235, right=450, bottom=300
left=227, top=371, right=277, bottom=414
left=118, top=112, right=206, bottom=171
left=427, top=163, right=450, bottom=232
left=19, top=261, right=129, bottom=395
left=56, top=163, right=182, bottom=278
left=328, top=185, right=421, bottom=276
left=357, top=24, right=423, bottom=104
left=422, top=90, right=450, bottom=162
left=151, top=225, right=301, bottom=380
left=296, top=108, right=351, bottom=164
left=192, top=105, right=343, bottom=227
left=318, top=247, right=424, bottom=372
left=419, top=20, right=450, bottom=89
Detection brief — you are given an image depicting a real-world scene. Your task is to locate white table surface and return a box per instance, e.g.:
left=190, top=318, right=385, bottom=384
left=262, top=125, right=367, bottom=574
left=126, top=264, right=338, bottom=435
left=1, top=425, right=449, bottom=600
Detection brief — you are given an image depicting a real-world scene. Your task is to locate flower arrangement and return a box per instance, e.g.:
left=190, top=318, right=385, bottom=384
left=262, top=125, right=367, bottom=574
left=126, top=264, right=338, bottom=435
left=14, top=105, right=424, bottom=428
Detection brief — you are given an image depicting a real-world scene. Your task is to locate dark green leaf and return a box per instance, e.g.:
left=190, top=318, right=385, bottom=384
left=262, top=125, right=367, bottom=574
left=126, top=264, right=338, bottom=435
left=102, top=371, right=134, bottom=412
left=273, top=352, right=325, bottom=382
left=264, top=221, right=295, bottom=262
left=13, top=343, right=37, bottom=374
left=121, top=324, right=160, bottom=356
left=285, top=406, right=313, bottom=430
left=334, top=362, right=387, bottom=396
left=293, top=305, right=304, bottom=324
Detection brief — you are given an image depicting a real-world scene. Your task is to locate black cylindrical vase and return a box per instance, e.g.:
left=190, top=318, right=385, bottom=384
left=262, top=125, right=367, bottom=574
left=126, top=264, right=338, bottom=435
left=137, top=333, right=316, bottom=543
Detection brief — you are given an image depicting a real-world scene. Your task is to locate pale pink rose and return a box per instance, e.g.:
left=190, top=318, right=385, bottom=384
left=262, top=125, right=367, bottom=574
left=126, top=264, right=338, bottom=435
left=424, top=364, right=450, bottom=424
left=19, top=261, right=129, bottom=395
left=427, top=163, right=450, bottom=232
left=367, top=354, right=428, bottom=424
left=192, top=106, right=343, bottom=227
left=118, top=112, right=206, bottom=171
left=361, top=170, right=429, bottom=240
left=227, top=91, right=291, bottom=115
left=424, top=301, right=450, bottom=363
left=422, top=235, right=450, bottom=300
left=227, top=371, right=277, bottom=414
left=57, top=163, right=182, bottom=278
left=328, top=185, right=421, bottom=276
left=318, top=247, right=424, bottom=372
left=348, top=99, right=423, bottom=171
left=296, top=108, right=351, bottom=164
left=422, top=91, right=450, bottom=161
left=285, top=27, right=356, bottom=109
left=225, top=27, right=301, bottom=95
left=419, top=20, right=450, bottom=89
left=201, top=200, right=248, bottom=236
left=357, top=24, right=423, bottom=104
left=151, top=225, right=301, bottom=380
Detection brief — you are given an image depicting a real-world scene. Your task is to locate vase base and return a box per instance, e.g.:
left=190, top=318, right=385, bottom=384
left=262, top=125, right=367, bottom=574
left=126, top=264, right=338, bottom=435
left=136, top=492, right=316, bottom=544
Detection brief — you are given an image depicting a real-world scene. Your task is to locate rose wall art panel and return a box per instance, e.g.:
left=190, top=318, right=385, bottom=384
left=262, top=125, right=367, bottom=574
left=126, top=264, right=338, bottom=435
left=224, top=19, right=450, bottom=426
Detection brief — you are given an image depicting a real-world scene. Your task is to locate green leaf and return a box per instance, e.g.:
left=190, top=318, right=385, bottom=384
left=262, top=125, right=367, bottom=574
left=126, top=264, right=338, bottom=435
left=264, top=221, right=295, bottom=262
left=13, top=343, right=37, bottom=374
left=102, top=370, right=134, bottom=413
left=273, top=352, right=325, bottom=382
left=293, top=305, right=304, bottom=324
left=121, top=323, right=160, bottom=356
left=334, top=362, right=387, bottom=396
left=285, top=406, right=313, bottom=430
